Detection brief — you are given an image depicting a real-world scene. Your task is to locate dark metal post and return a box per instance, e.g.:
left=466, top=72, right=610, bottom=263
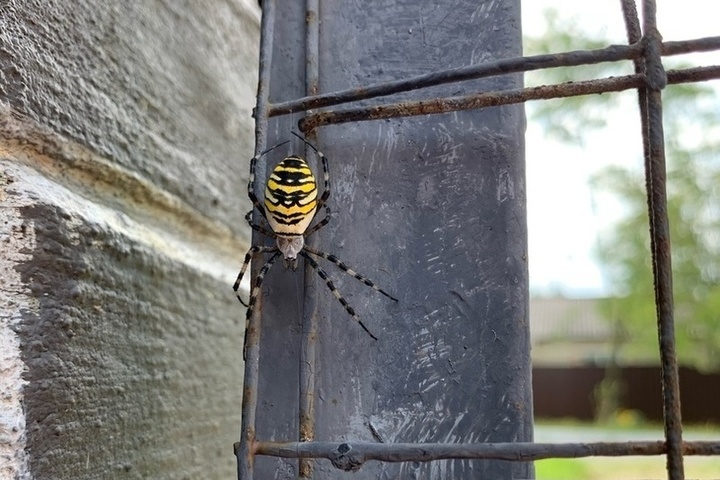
left=251, top=1, right=531, bottom=478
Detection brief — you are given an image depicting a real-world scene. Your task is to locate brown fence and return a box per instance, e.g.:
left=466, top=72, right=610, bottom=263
left=534, top=366, right=720, bottom=423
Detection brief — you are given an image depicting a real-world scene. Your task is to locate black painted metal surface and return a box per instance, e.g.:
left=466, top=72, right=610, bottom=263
left=253, top=1, right=531, bottom=478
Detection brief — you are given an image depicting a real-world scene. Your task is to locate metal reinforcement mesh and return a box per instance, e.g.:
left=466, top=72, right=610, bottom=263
left=236, top=0, right=720, bottom=478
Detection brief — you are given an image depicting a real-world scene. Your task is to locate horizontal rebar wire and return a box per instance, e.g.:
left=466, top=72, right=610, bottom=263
left=252, top=440, right=720, bottom=469
left=268, top=35, right=720, bottom=116
left=269, top=43, right=640, bottom=116
left=298, top=65, right=720, bottom=132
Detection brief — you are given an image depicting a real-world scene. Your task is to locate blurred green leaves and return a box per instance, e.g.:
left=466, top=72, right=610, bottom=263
left=525, top=10, right=720, bottom=371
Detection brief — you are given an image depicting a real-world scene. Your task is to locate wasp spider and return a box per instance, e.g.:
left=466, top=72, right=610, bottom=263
left=234, top=132, right=397, bottom=341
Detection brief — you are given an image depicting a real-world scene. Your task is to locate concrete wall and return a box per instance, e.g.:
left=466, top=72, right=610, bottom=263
left=1, top=1, right=259, bottom=478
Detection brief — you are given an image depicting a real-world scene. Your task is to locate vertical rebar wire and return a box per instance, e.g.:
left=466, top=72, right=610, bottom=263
left=621, top=5, right=683, bottom=476
left=299, top=0, right=320, bottom=477
left=620, top=0, right=642, bottom=45
left=237, top=0, right=277, bottom=478
left=641, top=1, right=684, bottom=479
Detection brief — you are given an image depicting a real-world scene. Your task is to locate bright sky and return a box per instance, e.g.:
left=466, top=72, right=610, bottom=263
left=522, top=0, right=720, bottom=298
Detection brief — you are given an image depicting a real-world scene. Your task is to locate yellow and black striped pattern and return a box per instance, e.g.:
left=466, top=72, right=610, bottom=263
left=264, top=155, right=318, bottom=236
left=235, top=132, right=397, bottom=346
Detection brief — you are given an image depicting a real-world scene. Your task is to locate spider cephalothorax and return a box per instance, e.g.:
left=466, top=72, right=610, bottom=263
left=233, top=132, right=397, bottom=342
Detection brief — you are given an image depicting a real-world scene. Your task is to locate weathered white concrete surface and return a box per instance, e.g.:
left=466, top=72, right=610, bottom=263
left=1, top=1, right=259, bottom=478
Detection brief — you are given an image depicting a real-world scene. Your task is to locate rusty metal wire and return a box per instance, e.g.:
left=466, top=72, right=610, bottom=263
left=255, top=440, right=720, bottom=470
left=237, top=0, right=720, bottom=478
left=639, top=0, right=684, bottom=478
left=299, top=0, right=320, bottom=477
left=266, top=35, right=720, bottom=118
left=298, top=65, right=720, bottom=133
left=235, top=0, right=276, bottom=479
left=622, top=1, right=684, bottom=475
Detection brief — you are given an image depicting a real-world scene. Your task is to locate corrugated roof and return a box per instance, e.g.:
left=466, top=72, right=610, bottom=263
left=530, top=297, right=612, bottom=344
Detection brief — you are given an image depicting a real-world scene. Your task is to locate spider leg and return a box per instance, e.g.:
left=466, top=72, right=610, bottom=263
left=291, top=131, right=330, bottom=211
left=233, top=245, right=279, bottom=306
left=303, top=245, right=398, bottom=302
left=305, top=205, right=331, bottom=237
left=243, top=250, right=281, bottom=361
left=245, top=210, right=276, bottom=238
left=299, top=251, right=379, bottom=341
left=315, top=146, right=330, bottom=211
left=248, top=139, right=291, bottom=218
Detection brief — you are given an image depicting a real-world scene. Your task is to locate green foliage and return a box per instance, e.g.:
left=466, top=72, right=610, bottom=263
left=526, top=10, right=720, bottom=371
left=591, top=81, right=720, bottom=371
left=525, top=9, right=632, bottom=145
left=535, top=458, right=590, bottom=480
left=593, top=160, right=720, bottom=370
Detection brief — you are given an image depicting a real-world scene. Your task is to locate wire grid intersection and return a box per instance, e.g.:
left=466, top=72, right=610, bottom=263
left=236, top=1, right=720, bottom=479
